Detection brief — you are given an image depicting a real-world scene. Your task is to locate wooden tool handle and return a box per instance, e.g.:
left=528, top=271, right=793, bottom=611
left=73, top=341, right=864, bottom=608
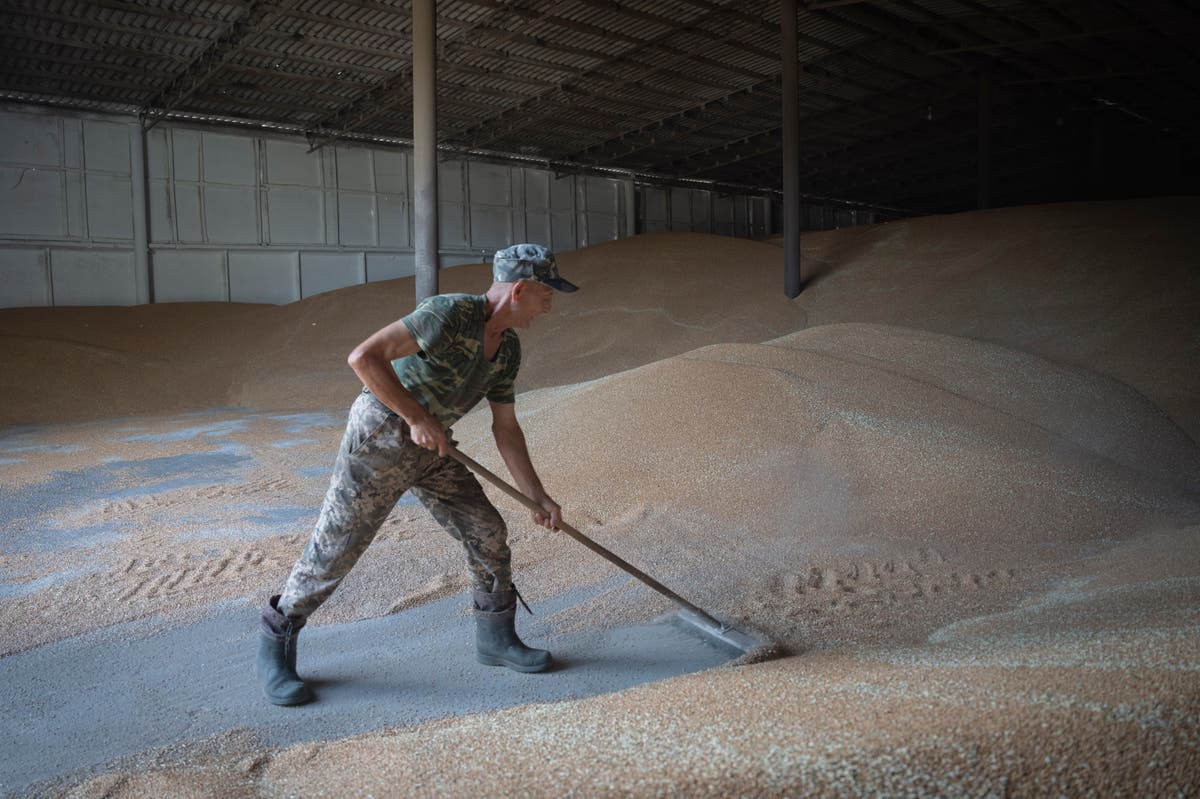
left=447, top=446, right=726, bottom=630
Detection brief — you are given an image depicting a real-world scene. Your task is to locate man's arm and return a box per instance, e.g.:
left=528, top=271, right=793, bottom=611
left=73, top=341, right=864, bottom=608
left=347, top=320, right=449, bottom=455
left=490, top=400, right=562, bottom=530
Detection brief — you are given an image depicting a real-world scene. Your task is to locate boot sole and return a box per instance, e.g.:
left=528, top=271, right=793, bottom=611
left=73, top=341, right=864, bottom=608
left=476, top=654, right=552, bottom=673
left=264, top=688, right=315, bottom=706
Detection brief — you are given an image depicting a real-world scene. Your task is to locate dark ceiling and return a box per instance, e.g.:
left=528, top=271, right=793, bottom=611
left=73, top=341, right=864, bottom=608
left=2, top=0, right=1198, bottom=215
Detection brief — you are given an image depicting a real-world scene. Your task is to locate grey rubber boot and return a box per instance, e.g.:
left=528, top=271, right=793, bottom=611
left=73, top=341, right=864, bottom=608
left=256, top=595, right=314, bottom=706
left=473, top=586, right=552, bottom=673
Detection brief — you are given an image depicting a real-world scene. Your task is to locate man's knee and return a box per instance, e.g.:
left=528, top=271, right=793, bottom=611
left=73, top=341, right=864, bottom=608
left=445, top=497, right=506, bottom=543
left=478, top=510, right=507, bottom=540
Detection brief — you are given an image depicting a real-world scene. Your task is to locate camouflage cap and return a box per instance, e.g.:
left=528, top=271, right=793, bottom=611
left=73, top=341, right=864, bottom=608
left=492, top=243, right=578, bottom=292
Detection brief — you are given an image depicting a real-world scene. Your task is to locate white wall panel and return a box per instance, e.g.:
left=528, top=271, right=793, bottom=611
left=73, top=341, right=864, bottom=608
left=202, top=133, right=255, bottom=185
left=338, top=193, right=377, bottom=246
left=204, top=186, right=259, bottom=243
left=691, top=189, right=711, bottom=232
left=585, top=177, right=618, bottom=214
left=525, top=213, right=550, bottom=246
left=51, top=249, right=137, bottom=306
left=0, top=168, right=65, bottom=237
left=85, top=175, right=134, bottom=239
left=82, top=121, right=130, bottom=174
left=550, top=211, right=573, bottom=250
left=267, top=188, right=324, bottom=244
left=148, top=182, right=171, bottom=243
left=0, top=248, right=51, bottom=308
left=510, top=170, right=526, bottom=242
left=146, top=129, right=169, bottom=180
left=174, top=185, right=203, bottom=242
left=439, top=160, right=464, bottom=202
left=470, top=205, right=511, bottom=250
left=378, top=197, right=409, bottom=247
left=336, top=147, right=374, bottom=192
left=172, top=130, right=201, bottom=181
left=0, top=113, right=62, bottom=165
left=586, top=213, right=617, bottom=242
left=439, top=203, right=467, bottom=246
left=469, top=162, right=511, bottom=205
left=367, top=252, right=414, bottom=282
left=714, top=195, right=734, bottom=236
left=550, top=175, right=573, bottom=209
left=440, top=254, right=485, bottom=268
left=229, top=251, right=299, bottom=304
left=266, top=139, right=321, bottom=186
left=642, top=187, right=667, bottom=223
left=751, top=198, right=767, bottom=237
left=670, top=187, right=691, bottom=229
left=321, top=154, right=339, bottom=245
left=301, top=251, right=366, bottom=297
left=0, top=107, right=767, bottom=308
left=65, top=172, right=85, bottom=238
left=374, top=150, right=407, bottom=194
left=153, top=250, right=227, bottom=302
left=525, top=170, right=549, bottom=209
left=62, top=118, right=82, bottom=169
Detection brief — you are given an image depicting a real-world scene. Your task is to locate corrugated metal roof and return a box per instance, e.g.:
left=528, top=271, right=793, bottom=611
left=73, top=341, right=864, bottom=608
left=0, top=0, right=1195, bottom=212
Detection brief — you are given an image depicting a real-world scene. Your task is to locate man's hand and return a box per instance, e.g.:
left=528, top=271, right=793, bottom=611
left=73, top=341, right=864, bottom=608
left=531, top=495, right=562, bottom=531
left=409, top=411, right=449, bottom=457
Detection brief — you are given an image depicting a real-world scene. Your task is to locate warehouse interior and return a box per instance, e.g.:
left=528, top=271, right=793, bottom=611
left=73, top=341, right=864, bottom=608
left=1, top=1, right=1199, bottom=796
left=3, top=0, right=1196, bottom=307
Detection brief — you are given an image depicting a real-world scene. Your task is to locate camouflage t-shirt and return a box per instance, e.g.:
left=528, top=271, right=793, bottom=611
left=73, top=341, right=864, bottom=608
left=392, top=293, right=520, bottom=428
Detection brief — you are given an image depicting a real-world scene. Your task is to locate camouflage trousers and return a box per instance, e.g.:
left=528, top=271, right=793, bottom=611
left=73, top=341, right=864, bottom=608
left=276, top=390, right=511, bottom=620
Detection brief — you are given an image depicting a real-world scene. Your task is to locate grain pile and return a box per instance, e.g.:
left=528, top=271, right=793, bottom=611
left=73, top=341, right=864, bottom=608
left=0, top=234, right=803, bottom=425
left=3, top=198, right=1199, bottom=797
left=783, top=196, right=1200, bottom=440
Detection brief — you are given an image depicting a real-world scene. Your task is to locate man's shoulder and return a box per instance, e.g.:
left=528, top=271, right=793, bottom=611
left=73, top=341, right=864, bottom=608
left=417, top=293, right=480, bottom=313
left=412, top=293, right=483, bottom=326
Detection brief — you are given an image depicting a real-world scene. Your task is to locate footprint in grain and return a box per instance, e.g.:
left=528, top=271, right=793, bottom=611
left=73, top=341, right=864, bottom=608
left=775, top=549, right=1016, bottom=613
left=115, top=547, right=286, bottom=601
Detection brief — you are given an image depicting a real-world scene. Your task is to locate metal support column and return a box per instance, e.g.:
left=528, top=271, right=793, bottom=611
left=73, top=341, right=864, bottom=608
left=131, top=121, right=153, bottom=304
left=977, top=71, right=993, bottom=210
left=413, top=0, right=439, bottom=301
left=781, top=0, right=801, bottom=297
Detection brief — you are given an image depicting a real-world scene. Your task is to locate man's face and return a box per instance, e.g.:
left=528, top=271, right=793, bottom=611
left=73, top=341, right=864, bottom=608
left=512, top=281, right=554, bottom=328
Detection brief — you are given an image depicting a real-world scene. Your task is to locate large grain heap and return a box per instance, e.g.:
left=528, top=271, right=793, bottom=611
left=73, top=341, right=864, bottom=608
left=2, top=197, right=1197, bottom=797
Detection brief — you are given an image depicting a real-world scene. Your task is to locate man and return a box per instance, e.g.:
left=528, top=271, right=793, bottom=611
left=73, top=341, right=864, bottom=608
left=256, top=243, right=578, bottom=706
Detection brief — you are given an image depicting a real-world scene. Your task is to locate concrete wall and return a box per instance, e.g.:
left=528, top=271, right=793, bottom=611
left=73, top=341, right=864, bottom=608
left=0, top=103, right=772, bottom=308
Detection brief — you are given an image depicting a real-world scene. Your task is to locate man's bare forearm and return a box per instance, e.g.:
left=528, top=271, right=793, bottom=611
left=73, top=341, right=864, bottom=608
left=349, top=355, right=428, bottom=425
left=493, top=424, right=547, bottom=500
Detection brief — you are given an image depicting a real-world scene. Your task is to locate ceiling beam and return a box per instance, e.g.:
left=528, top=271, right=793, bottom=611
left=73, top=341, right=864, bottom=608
left=140, top=0, right=304, bottom=129
left=928, top=22, right=1166, bottom=55
left=667, top=70, right=975, bottom=177
left=569, top=87, right=782, bottom=165
left=451, top=0, right=787, bottom=149
left=0, top=61, right=158, bottom=95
